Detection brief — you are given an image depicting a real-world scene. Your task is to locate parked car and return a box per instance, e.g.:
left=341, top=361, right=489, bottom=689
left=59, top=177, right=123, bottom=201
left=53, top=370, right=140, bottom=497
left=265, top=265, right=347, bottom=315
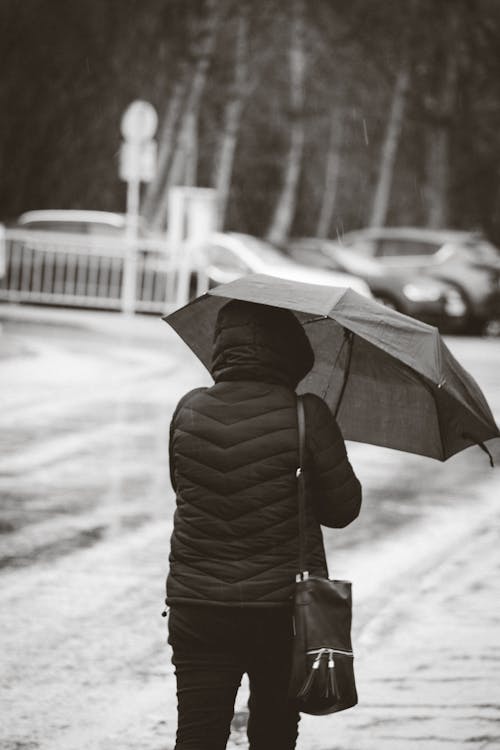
left=15, top=209, right=157, bottom=239
left=1, top=209, right=169, bottom=313
left=314, top=227, right=500, bottom=334
left=194, top=232, right=373, bottom=298
left=288, top=238, right=468, bottom=331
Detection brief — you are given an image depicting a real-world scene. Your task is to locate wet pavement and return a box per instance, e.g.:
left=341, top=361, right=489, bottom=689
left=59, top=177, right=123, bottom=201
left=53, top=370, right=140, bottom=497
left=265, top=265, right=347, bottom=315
left=1, top=304, right=499, bottom=750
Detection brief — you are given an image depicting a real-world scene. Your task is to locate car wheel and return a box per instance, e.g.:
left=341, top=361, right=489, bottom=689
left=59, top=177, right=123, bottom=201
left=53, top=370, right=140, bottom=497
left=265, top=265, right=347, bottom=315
left=484, top=319, right=500, bottom=337
left=438, top=281, right=476, bottom=335
left=465, top=317, right=487, bottom=336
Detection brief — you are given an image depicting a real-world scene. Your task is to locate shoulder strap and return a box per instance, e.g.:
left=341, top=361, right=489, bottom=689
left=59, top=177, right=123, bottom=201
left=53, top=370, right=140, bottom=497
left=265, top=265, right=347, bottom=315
left=296, top=396, right=308, bottom=579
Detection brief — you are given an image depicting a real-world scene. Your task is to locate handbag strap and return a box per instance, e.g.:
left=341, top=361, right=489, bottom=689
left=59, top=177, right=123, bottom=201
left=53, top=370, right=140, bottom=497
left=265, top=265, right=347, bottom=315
left=296, top=396, right=308, bottom=580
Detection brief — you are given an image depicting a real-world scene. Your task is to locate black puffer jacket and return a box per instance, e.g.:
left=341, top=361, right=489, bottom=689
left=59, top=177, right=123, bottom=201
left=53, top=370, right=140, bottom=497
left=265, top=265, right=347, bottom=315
left=167, top=302, right=361, bottom=608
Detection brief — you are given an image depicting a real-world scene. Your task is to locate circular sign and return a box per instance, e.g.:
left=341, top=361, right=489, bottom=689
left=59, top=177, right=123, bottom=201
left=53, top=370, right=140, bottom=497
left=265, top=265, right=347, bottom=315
left=121, top=100, right=158, bottom=142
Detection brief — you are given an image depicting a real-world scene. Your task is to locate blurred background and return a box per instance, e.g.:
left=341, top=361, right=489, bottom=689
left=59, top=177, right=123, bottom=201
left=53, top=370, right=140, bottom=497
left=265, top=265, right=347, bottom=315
left=2, top=0, right=500, bottom=238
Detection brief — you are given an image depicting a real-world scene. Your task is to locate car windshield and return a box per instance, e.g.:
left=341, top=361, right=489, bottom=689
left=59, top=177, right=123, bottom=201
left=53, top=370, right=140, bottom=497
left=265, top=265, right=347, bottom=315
left=328, top=246, right=385, bottom=276
left=457, top=240, right=500, bottom=263
left=297, top=249, right=343, bottom=271
left=229, top=233, right=294, bottom=267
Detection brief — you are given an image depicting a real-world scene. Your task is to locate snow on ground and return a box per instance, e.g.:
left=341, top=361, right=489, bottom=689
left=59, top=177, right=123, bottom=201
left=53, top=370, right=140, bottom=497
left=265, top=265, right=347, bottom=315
left=1, top=308, right=499, bottom=749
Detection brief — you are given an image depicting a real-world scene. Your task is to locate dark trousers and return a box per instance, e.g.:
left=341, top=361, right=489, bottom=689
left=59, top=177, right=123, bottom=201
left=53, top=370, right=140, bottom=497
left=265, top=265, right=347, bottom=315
left=168, top=604, right=300, bottom=750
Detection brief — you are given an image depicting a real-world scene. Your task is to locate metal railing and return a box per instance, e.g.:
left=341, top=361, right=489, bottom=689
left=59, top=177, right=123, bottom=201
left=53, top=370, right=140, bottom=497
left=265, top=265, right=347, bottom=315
left=0, top=229, right=203, bottom=313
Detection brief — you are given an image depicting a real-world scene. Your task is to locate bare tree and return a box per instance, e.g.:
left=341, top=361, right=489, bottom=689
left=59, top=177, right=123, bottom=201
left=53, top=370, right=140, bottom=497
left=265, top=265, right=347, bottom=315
left=213, top=3, right=249, bottom=230
left=423, top=7, right=459, bottom=228
left=151, top=0, right=224, bottom=230
left=141, top=68, right=190, bottom=221
left=424, top=62, right=457, bottom=227
left=369, top=62, right=409, bottom=227
left=266, top=0, right=306, bottom=245
left=183, top=110, right=199, bottom=187
left=316, top=107, right=344, bottom=238
left=4, top=0, right=500, bottom=244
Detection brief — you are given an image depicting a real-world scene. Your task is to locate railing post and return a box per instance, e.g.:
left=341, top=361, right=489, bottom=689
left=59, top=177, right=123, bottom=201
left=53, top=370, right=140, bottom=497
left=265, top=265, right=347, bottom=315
left=122, top=178, right=140, bottom=314
left=0, top=223, right=6, bottom=282
left=175, top=240, right=193, bottom=309
left=0, top=223, right=4, bottom=334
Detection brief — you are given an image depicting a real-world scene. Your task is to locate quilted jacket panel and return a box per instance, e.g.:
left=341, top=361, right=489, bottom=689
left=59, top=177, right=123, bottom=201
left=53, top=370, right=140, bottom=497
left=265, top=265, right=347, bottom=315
left=167, top=383, right=361, bottom=607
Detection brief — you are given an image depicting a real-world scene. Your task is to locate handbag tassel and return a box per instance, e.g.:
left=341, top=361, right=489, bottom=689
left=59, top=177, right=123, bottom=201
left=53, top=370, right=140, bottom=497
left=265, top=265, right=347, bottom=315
left=326, top=655, right=337, bottom=699
left=298, top=651, right=340, bottom=700
left=297, top=651, right=322, bottom=698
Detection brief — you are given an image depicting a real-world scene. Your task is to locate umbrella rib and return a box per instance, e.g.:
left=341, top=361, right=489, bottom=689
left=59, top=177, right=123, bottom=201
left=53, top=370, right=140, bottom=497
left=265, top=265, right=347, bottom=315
left=415, top=372, right=496, bottom=463
left=319, top=328, right=350, bottom=404
left=302, top=315, right=329, bottom=325
left=334, top=331, right=354, bottom=419
left=462, top=433, right=494, bottom=467
left=414, top=373, right=446, bottom=462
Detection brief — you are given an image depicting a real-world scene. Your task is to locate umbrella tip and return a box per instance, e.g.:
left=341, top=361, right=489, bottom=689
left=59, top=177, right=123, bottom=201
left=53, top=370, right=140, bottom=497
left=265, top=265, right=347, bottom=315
left=463, top=433, right=495, bottom=468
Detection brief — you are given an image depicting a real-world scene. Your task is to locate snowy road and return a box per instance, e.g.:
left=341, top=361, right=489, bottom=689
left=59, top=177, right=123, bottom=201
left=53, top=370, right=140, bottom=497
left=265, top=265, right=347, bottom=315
left=1, top=312, right=499, bottom=750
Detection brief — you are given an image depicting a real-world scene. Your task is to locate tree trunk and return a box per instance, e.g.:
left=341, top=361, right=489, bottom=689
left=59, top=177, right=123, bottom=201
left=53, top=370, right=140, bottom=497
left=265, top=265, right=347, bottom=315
left=426, top=128, right=450, bottom=228
left=151, top=0, right=223, bottom=230
left=266, top=0, right=306, bottom=246
left=424, top=13, right=459, bottom=228
left=141, top=70, right=189, bottom=221
left=213, top=5, right=248, bottom=230
left=369, top=64, right=409, bottom=228
left=316, top=107, right=343, bottom=239
left=183, top=111, right=198, bottom=187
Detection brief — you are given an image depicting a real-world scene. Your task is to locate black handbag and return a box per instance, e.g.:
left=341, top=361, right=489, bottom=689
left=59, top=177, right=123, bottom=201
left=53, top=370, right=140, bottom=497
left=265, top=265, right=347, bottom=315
left=288, top=396, right=358, bottom=715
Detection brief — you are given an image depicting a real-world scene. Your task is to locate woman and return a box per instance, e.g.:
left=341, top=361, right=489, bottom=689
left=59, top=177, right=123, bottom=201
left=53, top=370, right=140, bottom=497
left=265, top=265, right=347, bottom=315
left=166, top=300, right=361, bottom=750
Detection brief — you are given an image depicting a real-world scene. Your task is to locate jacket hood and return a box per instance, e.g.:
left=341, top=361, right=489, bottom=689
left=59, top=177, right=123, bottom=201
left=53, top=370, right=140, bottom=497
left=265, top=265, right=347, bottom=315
left=211, top=300, right=314, bottom=388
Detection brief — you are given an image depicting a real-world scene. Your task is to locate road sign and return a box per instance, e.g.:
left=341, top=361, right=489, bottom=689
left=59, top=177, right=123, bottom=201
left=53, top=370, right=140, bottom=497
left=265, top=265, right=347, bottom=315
left=119, top=140, right=157, bottom=183
left=121, top=100, right=158, bottom=143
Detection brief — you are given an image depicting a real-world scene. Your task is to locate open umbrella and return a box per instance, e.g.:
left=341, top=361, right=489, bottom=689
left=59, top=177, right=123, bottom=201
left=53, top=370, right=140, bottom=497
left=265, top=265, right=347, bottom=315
left=163, top=274, right=499, bottom=463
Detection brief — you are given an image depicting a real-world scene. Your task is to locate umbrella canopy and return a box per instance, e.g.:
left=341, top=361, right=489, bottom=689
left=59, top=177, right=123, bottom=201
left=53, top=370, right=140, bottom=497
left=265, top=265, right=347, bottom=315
left=163, top=274, right=499, bottom=462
